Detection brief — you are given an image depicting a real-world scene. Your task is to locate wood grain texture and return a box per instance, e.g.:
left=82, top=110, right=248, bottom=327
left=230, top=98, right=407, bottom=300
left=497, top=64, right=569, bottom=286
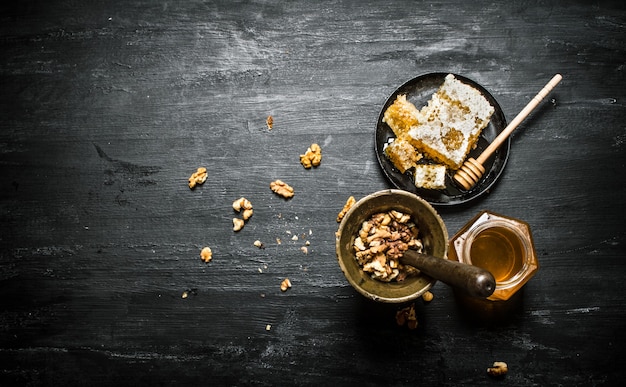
left=1, top=0, right=625, bottom=385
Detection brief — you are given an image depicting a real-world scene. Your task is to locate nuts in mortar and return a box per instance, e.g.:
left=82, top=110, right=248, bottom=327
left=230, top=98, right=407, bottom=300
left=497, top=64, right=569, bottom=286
left=353, top=210, right=423, bottom=282
left=270, top=179, right=294, bottom=198
left=300, top=143, right=322, bottom=169
left=188, top=167, right=207, bottom=189
left=336, top=196, right=356, bottom=223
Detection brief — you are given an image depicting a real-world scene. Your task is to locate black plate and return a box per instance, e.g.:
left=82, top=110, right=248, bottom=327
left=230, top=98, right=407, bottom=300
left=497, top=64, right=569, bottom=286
left=375, top=73, right=509, bottom=206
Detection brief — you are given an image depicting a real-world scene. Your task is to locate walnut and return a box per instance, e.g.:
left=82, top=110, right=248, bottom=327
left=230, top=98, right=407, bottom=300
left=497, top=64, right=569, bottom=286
left=233, top=218, right=245, bottom=232
left=188, top=167, right=207, bottom=189
left=487, top=362, right=508, bottom=377
left=336, top=196, right=356, bottom=223
left=270, top=179, right=294, bottom=198
left=352, top=210, right=423, bottom=282
left=280, top=278, right=292, bottom=292
left=232, top=197, right=252, bottom=212
left=300, top=143, right=322, bottom=169
left=395, top=303, right=418, bottom=330
left=200, top=246, right=213, bottom=263
left=233, top=197, right=253, bottom=220
left=232, top=197, right=253, bottom=231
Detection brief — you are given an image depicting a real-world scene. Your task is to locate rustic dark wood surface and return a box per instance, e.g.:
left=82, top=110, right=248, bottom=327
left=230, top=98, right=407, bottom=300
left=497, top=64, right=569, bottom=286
left=1, top=1, right=625, bottom=385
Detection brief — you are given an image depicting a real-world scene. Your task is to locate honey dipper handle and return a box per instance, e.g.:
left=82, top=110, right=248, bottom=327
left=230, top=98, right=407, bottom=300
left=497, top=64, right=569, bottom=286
left=477, top=74, right=563, bottom=165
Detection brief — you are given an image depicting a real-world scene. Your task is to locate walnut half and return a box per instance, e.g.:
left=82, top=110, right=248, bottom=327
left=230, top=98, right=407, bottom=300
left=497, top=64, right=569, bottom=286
left=270, top=179, right=294, bottom=199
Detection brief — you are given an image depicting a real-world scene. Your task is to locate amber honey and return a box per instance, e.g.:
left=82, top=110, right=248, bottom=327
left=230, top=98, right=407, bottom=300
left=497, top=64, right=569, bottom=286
left=468, top=226, right=525, bottom=283
left=450, top=211, right=539, bottom=301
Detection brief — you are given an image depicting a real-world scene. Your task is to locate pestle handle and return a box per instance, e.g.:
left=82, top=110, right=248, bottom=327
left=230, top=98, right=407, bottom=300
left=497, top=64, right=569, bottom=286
left=400, top=250, right=496, bottom=298
left=477, top=73, right=562, bottom=165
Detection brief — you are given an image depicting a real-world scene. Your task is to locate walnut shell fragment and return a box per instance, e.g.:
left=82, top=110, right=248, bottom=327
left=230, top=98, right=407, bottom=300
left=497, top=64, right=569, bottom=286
left=270, top=180, right=294, bottom=199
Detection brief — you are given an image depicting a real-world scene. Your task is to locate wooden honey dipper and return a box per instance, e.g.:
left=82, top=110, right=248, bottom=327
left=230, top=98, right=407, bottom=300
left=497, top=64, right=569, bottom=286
left=453, top=74, right=563, bottom=190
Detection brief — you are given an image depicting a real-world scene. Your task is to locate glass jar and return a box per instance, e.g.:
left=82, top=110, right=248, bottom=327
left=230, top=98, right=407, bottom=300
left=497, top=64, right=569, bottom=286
left=449, top=211, right=538, bottom=301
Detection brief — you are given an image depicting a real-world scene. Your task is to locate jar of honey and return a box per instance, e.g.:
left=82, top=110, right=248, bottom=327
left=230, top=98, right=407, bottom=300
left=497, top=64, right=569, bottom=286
left=449, top=211, right=539, bottom=302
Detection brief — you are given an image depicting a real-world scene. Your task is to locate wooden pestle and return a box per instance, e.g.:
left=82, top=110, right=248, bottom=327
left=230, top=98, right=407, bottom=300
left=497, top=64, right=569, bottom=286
left=453, top=74, right=563, bottom=190
left=400, top=250, right=496, bottom=298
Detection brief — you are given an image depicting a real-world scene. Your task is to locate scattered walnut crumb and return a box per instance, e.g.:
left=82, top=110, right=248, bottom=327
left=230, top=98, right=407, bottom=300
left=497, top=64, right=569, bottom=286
left=181, top=291, right=189, bottom=299
left=253, top=240, right=265, bottom=249
left=188, top=167, right=207, bottom=189
left=487, top=361, right=508, bottom=377
left=336, top=196, right=356, bottom=222
left=395, top=303, right=418, bottom=330
left=233, top=218, right=245, bottom=232
left=200, top=246, right=213, bottom=263
left=300, top=143, right=322, bottom=169
left=270, top=179, right=294, bottom=198
left=265, top=324, right=272, bottom=331
left=422, top=291, right=434, bottom=302
left=300, top=246, right=308, bottom=254
left=291, top=235, right=298, bottom=241
left=266, top=115, right=273, bottom=130
left=280, top=278, right=292, bottom=292
left=276, top=237, right=282, bottom=245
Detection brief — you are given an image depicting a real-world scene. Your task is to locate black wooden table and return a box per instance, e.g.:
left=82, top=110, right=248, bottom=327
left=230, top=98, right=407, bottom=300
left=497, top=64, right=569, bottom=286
left=2, top=1, right=625, bottom=385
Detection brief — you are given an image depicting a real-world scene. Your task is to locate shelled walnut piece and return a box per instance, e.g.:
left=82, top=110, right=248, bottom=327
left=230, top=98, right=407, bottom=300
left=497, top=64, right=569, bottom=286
left=270, top=179, right=294, bottom=198
left=233, top=197, right=253, bottom=220
left=232, top=197, right=253, bottom=232
left=188, top=167, right=207, bottom=189
left=300, top=143, right=322, bottom=169
left=395, top=303, right=418, bottom=330
left=487, top=362, right=508, bottom=377
left=336, top=196, right=356, bottom=223
left=200, top=246, right=213, bottom=263
left=353, top=210, right=423, bottom=282
left=280, top=278, right=292, bottom=292
left=233, top=218, right=245, bottom=232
